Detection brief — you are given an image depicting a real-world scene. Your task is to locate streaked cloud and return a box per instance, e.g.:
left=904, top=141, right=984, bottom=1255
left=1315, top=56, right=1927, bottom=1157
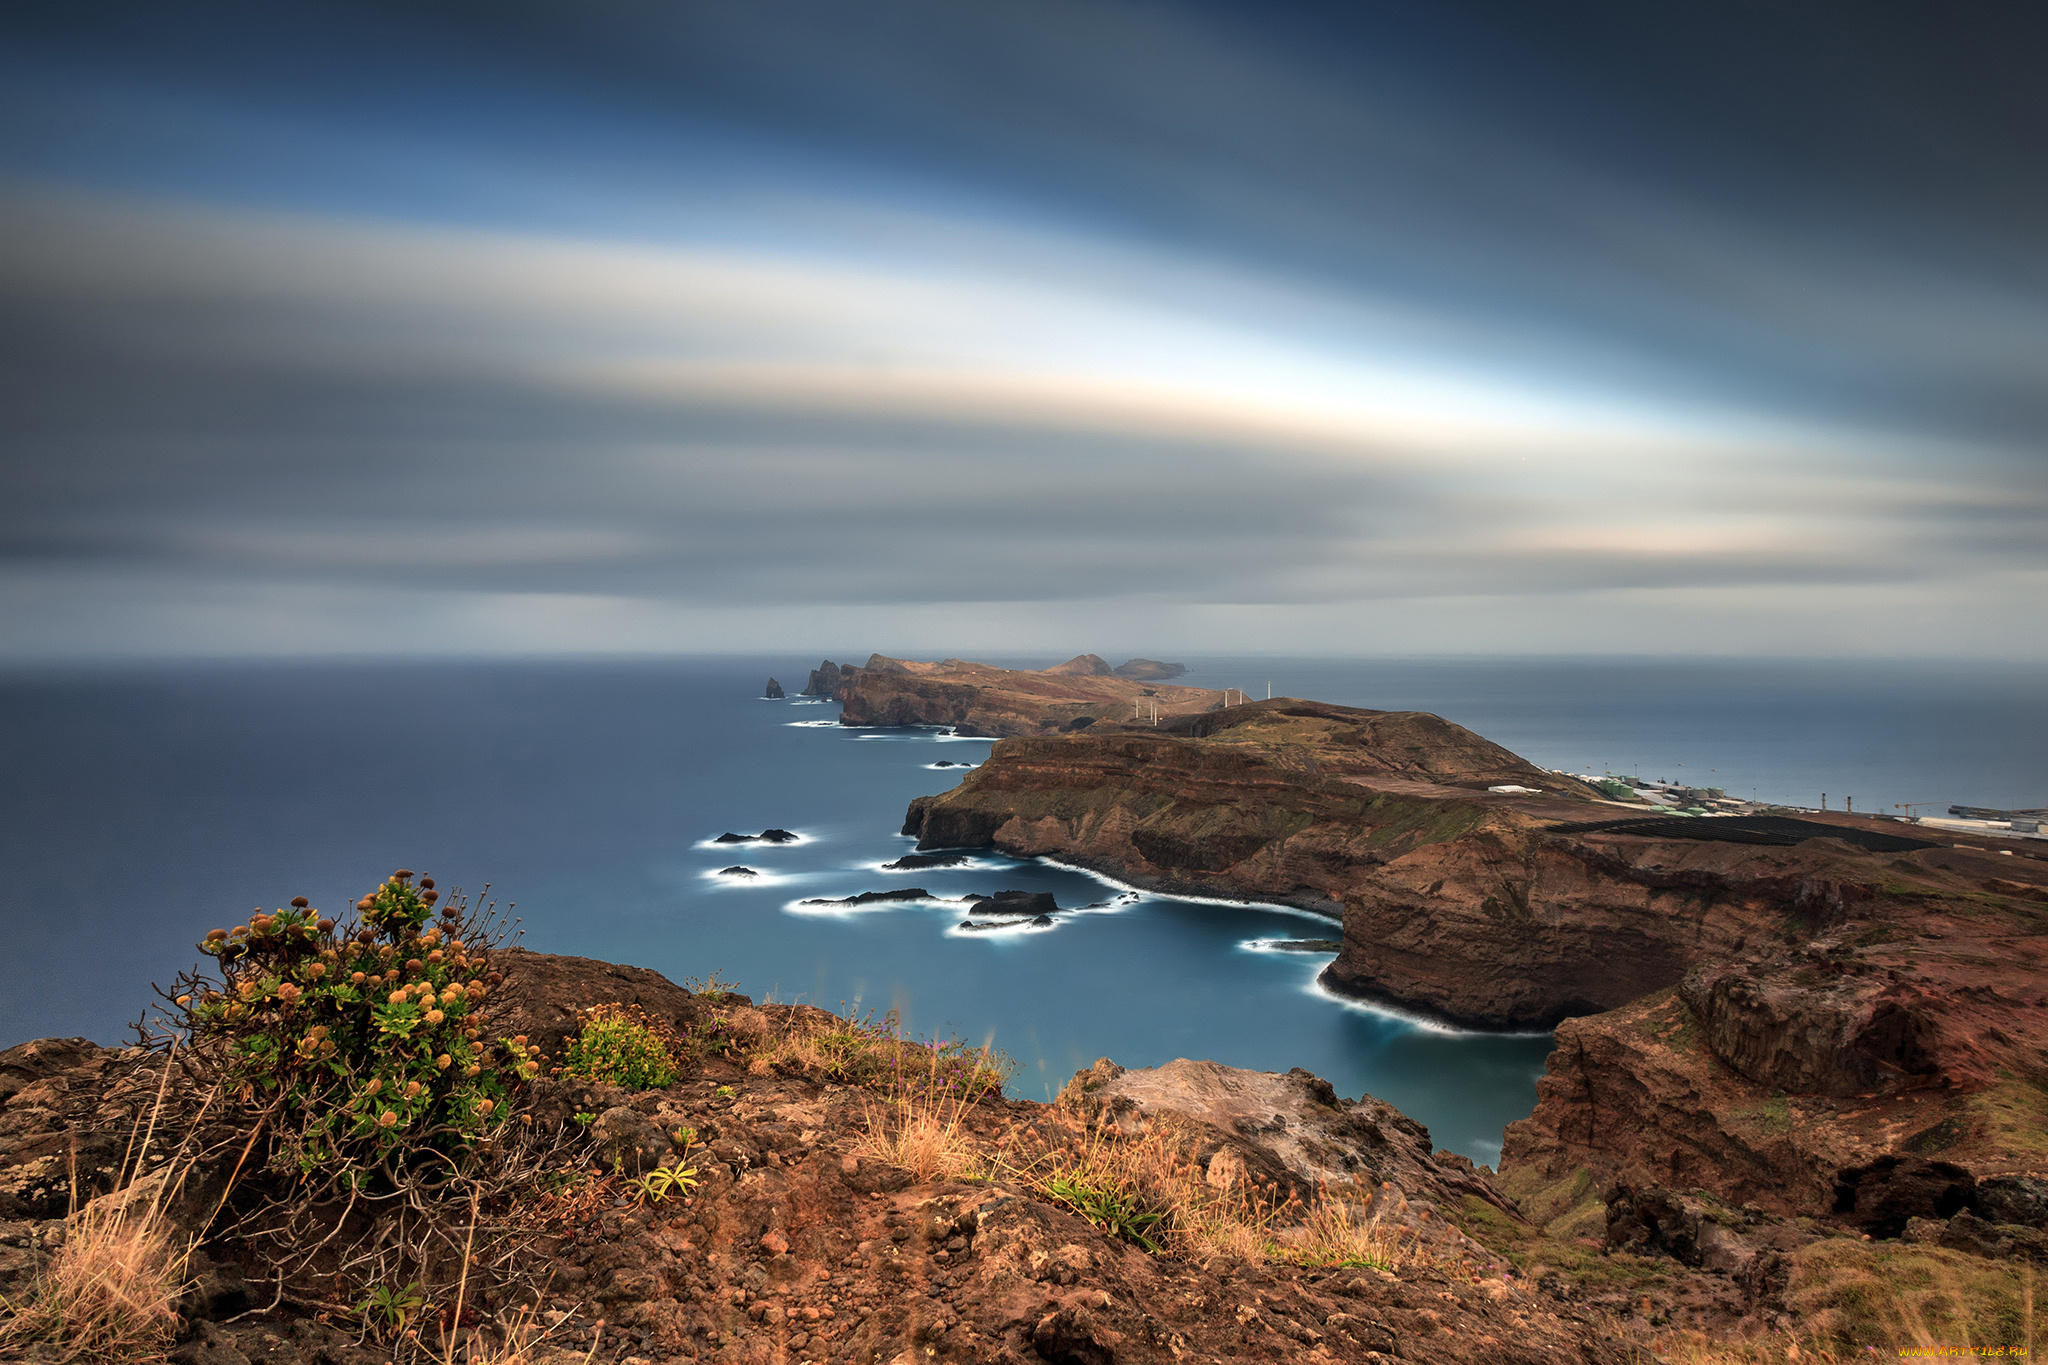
left=1, top=0, right=2044, bottom=659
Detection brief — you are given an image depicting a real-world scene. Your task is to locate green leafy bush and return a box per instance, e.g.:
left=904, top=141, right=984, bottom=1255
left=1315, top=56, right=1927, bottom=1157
left=558, top=1002, right=682, bottom=1089
left=162, top=868, right=535, bottom=1179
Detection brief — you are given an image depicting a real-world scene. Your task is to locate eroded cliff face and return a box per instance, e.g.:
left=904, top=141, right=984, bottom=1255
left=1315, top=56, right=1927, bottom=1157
left=898, top=707, right=1815, bottom=1030
left=1500, top=846, right=2048, bottom=1223
left=1322, top=834, right=1919, bottom=1031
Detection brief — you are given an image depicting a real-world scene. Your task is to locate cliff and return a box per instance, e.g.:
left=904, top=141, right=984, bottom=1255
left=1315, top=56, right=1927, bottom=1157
left=1500, top=843, right=2048, bottom=1225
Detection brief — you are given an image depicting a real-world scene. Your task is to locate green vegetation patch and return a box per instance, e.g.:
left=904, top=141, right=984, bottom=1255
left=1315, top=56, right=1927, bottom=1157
left=1967, top=1074, right=2048, bottom=1160
left=1496, top=1164, right=1603, bottom=1233
left=1729, top=1094, right=1794, bottom=1134
left=1453, top=1195, right=1670, bottom=1290
left=1632, top=990, right=1704, bottom=1053
left=1357, top=795, right=1490, bottom=851
left=1904, top=1112, right=1968, bottom=1156
left=559, top=1002, right=684, bottom=1089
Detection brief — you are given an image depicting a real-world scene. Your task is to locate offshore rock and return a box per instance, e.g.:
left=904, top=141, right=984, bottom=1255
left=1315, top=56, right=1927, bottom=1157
left=882, top=852, right=971, bottom=870
left=977, top=889, right=1059, bottom=916
left=799, top=888, right=932, bottom=906
left=764, top=677, right=785, bottom=698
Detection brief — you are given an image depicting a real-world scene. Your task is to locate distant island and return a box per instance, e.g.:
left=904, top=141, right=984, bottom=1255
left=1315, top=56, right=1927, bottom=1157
left=797, top=653, right=1214, bottom=737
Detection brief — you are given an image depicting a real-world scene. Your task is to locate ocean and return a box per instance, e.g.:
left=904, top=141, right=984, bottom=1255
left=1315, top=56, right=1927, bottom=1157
left=3, top=655, right=2042, bottom=1164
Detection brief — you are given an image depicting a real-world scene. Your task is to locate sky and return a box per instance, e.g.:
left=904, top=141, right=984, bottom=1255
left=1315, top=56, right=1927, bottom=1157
left=3, top=0, right=2046, bottom=661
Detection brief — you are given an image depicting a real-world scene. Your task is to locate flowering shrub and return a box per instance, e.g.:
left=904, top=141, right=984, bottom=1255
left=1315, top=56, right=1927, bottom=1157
left=164, top=869, right=535, bottom=1179
left=557, top=1003, right=682, bottom=1090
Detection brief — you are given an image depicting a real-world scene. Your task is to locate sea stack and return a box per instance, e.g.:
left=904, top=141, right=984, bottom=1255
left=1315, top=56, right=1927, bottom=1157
left=764, top=677, right=785, bottom=698
left=800, top=660, right=865, bottom=699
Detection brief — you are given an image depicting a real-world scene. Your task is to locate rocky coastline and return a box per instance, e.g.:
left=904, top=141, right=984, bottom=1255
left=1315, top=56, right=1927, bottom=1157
left=3, top=667, right=2042, bottom=1360
left=887, top=677, right=2048, bottom=1323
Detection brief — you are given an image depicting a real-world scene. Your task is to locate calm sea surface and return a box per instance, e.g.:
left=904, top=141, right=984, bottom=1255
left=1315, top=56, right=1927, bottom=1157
left=4, top=655, right=2043, bottom=1164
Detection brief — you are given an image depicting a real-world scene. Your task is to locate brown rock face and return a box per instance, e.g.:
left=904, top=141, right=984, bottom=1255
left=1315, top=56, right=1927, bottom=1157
left=493, top=945, right=711, bottom=1058
left=1678, top=960, right=1941, bottom=1097
left=901, top=704, right=1850, bottom=1030
left=1500, top=844, right=2048, bottom=1222
left=1323, top=834, right=1903, bottom=1031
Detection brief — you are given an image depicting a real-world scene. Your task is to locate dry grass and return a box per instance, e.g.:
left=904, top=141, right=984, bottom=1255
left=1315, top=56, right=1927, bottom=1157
left=1648, top=1333, right=1856, bottom=1364
left=1789, top=1241, right=2036, bottom=1357
left=1, top=1050, right=202, bottom=1364
left=852, top=1040, right=997, bottom=1184
left=988, top=1108, right=1419, bottom=1270
left=1267, top=1188, right=1416, bottom=1271
left=731, top=1004, right=1009, bottom=1100
left=434, top=1303, right=599, bottom=1365
left=1652, top=1245, right=2037, bottom=1364
left=0, top=1183, right=193, bottom=1363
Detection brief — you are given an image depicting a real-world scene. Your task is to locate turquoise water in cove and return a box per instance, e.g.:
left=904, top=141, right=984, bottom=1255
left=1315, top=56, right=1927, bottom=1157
left=3, top=656, right=2043, bottom=1164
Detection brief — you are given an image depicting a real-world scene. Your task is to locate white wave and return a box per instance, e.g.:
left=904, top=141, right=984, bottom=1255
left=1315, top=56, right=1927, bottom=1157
left=784, top=719, right=842, bottom=728
left=1238, top=937, right=1339, bottom=955
left=1063, top=892, right=1144, bottom=916
left=1302, top=974, right=1548, bottom=1039
left=787, top=698, right=828, bottom=705
left=922, top=761, right=979, bottom=771
left=1036, top=858, right=1342, bottom=925
left=697, top=866, right=798, bottom=888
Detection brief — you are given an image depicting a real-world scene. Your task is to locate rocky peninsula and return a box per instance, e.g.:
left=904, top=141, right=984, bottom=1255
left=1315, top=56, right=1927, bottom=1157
left=801, top=654, right=1222, bottom=738
left=888, top=671, right=2048, bottom=1331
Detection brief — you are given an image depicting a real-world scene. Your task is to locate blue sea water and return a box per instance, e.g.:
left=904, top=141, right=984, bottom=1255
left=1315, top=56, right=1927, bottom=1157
left=2, top=655, right=2043, bottom=1165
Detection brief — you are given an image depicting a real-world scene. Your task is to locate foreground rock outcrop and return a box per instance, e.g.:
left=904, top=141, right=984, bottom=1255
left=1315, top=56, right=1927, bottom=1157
left=8, top=942, right=2044, bottom=1360
left=2, top=952, right=1655, bottom=1365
